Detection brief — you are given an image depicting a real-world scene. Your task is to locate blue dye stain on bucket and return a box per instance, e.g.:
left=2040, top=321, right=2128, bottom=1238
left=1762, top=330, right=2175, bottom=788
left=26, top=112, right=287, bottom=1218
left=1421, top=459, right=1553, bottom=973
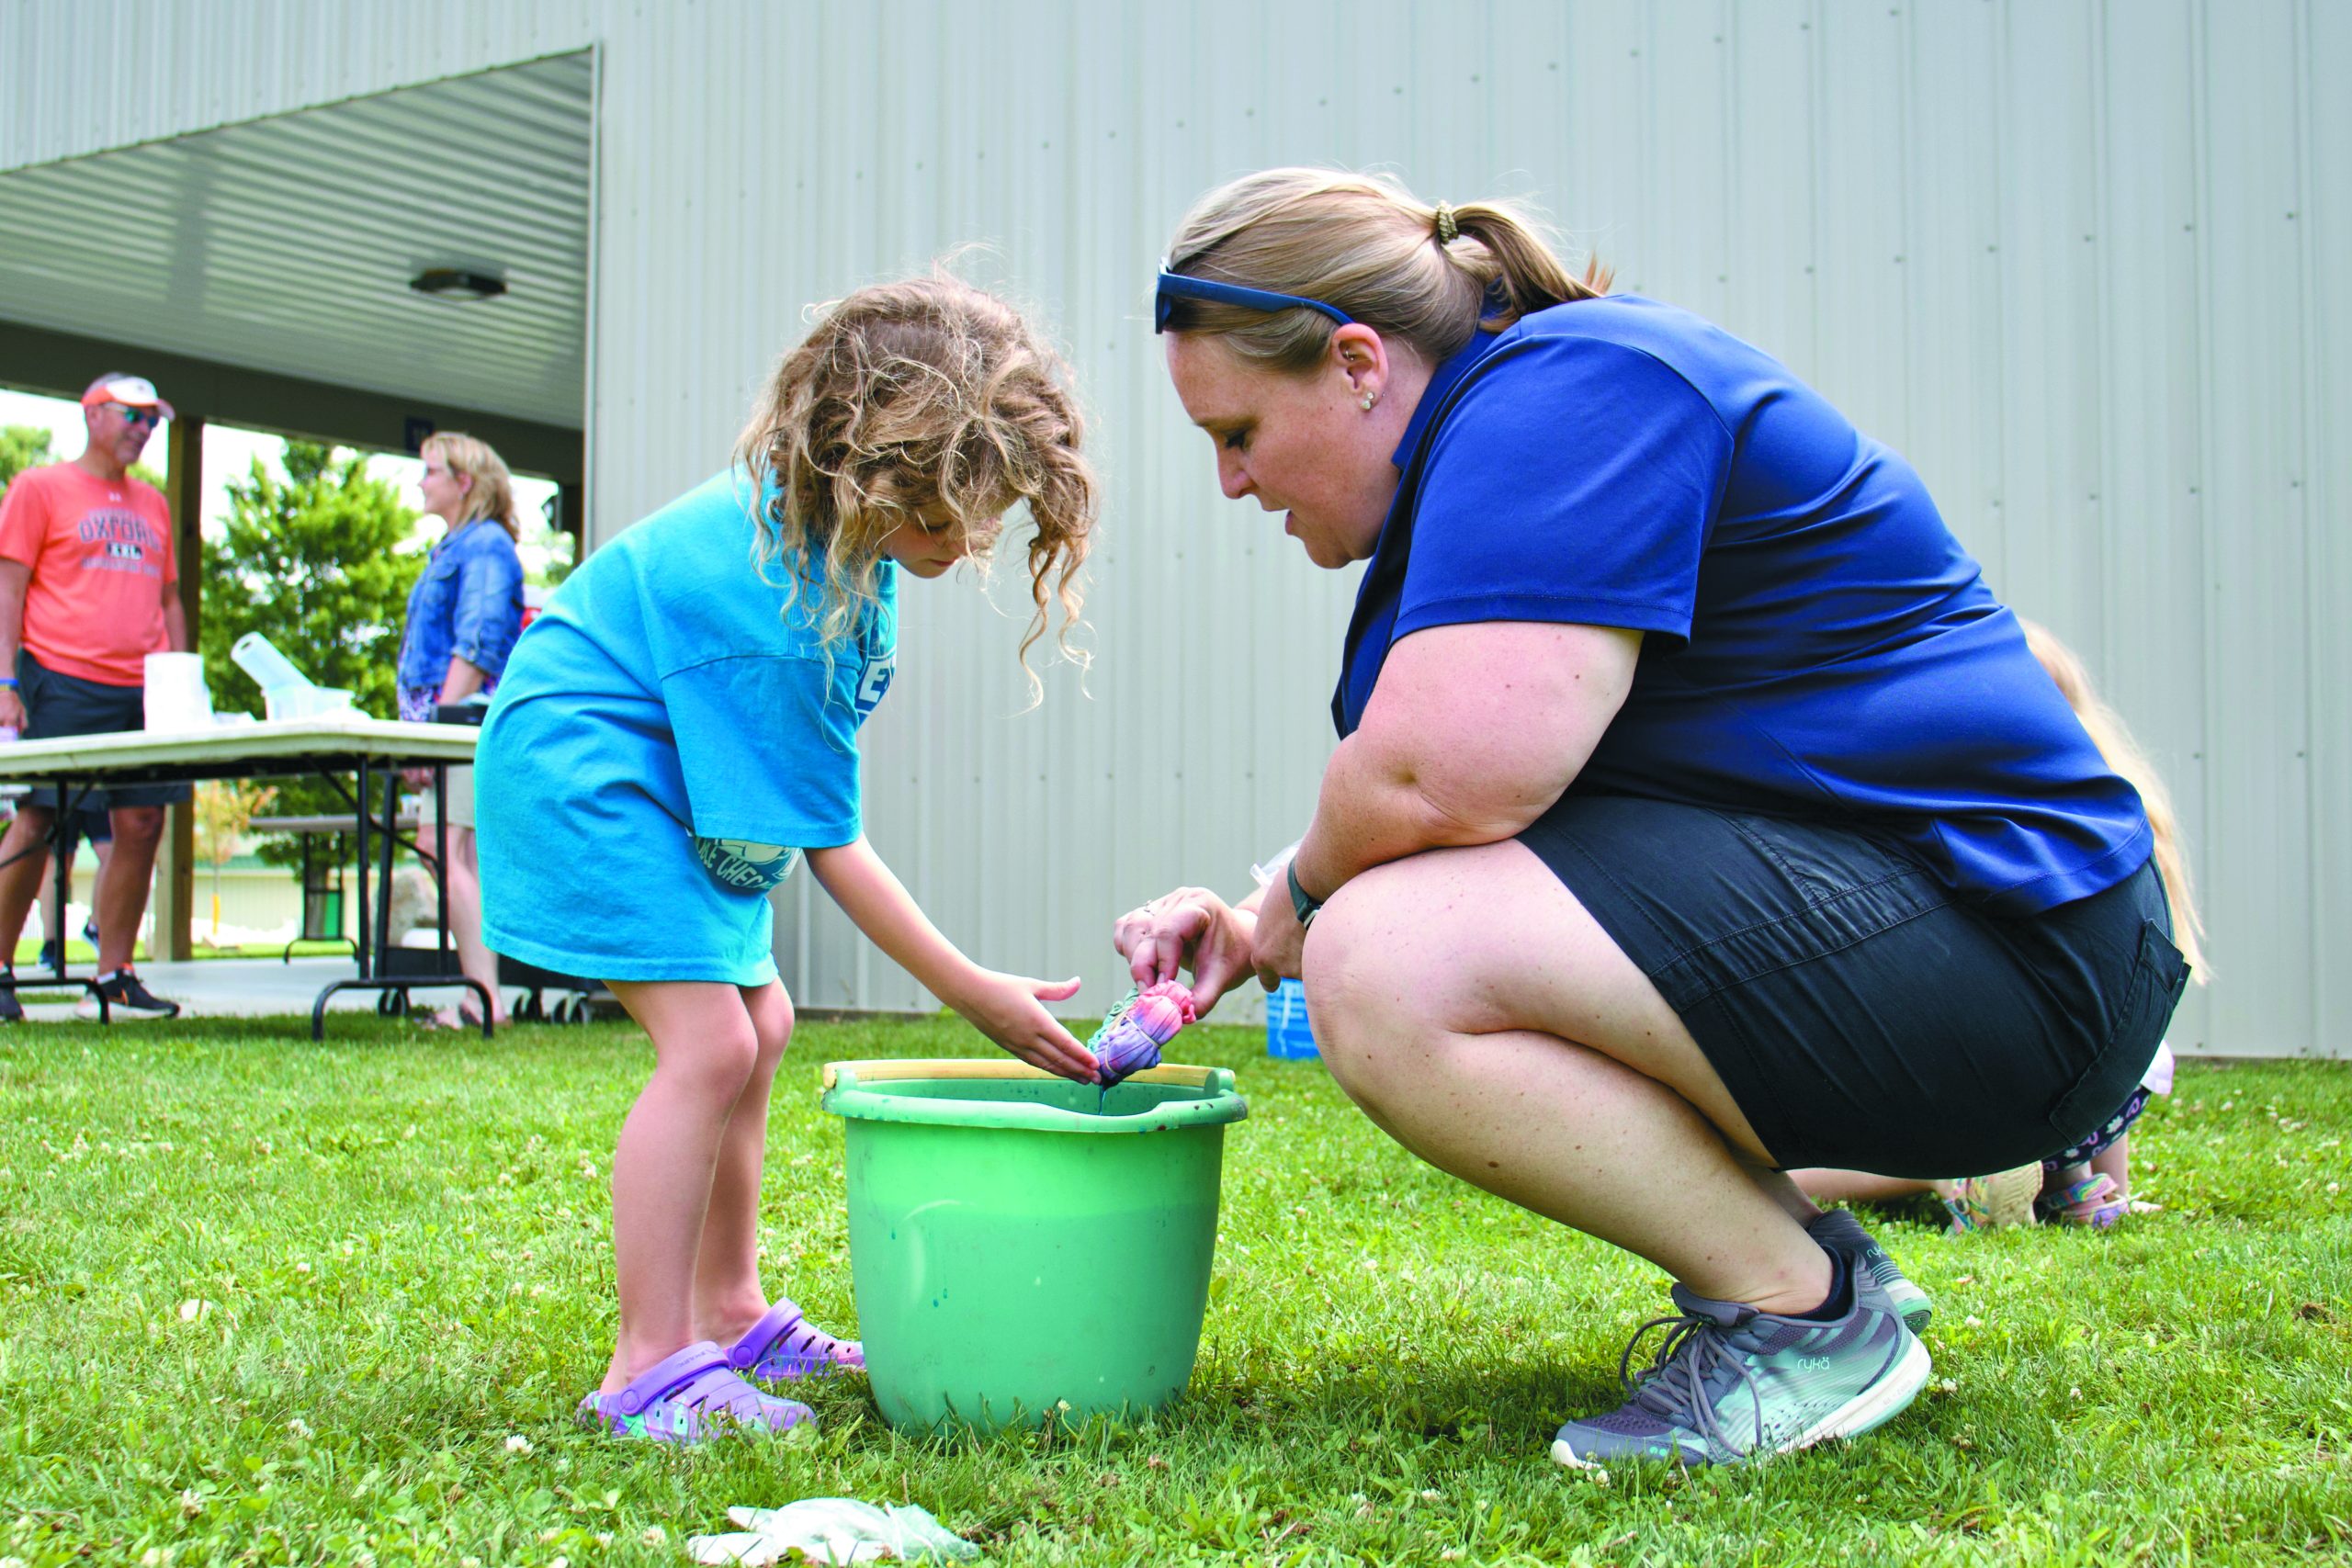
left=1266, top=976, right=1318, bottom=1060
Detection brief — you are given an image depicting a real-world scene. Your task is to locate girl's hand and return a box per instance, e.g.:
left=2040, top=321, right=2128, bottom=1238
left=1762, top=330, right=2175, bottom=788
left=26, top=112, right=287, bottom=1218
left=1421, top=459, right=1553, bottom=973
left=1113, top=886, right=1259, bottom=1014
left=948, top=970, right=1096, bottom=1082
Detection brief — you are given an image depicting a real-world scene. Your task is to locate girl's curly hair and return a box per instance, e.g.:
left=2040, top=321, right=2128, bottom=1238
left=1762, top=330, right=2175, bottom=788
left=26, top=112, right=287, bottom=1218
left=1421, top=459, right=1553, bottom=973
left=733, top=272, right=1097, bottom=701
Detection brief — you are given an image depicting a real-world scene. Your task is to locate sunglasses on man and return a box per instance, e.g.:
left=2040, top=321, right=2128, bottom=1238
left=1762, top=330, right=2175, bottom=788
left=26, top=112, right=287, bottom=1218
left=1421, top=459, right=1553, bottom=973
left=107, top=403, right=162, bottom=428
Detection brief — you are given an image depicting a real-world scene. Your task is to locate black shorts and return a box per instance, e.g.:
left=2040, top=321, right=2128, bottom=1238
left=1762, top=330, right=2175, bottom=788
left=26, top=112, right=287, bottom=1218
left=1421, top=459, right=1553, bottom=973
left=16, top=652, right=193, bottom=809
left=1518, top=794, right=2189, bottom=1178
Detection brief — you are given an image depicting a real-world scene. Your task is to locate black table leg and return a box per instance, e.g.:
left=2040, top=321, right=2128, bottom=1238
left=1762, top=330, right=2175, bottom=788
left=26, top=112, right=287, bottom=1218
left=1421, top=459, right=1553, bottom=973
left=354, top=759, right=374, bottom=982
left=44, top=777, right=104, bottom=1021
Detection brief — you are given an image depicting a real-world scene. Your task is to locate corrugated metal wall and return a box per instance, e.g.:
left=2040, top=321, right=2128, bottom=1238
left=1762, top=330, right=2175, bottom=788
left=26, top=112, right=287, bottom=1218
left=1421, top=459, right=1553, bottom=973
left=5, top=1, right=2341, bottom=1055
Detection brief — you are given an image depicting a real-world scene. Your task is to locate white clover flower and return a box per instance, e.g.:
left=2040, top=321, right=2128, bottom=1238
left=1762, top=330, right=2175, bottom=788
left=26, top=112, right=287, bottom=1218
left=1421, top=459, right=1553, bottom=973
left=505, top=1434, right=533, bottom=1454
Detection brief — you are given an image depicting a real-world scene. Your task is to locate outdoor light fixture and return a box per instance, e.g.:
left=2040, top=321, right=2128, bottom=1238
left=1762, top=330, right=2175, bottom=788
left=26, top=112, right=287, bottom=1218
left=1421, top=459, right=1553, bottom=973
left=409, top=267, right=507, bottom=300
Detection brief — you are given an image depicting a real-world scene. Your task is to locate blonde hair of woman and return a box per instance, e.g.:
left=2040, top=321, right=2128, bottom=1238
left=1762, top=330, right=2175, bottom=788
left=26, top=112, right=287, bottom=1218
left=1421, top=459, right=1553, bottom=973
left=420, top=431, right=520, bottom=542
left=1159, top=166, right=1611, bottom=372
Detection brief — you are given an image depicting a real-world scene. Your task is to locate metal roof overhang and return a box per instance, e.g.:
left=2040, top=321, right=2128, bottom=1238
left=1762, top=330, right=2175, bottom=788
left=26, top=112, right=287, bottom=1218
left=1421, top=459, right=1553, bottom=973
left=0, top=51, right=592, bottom=431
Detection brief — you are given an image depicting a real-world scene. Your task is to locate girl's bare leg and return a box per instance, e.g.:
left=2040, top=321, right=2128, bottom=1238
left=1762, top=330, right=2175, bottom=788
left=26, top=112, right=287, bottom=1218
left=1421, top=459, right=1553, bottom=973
left=2089, top=1133, right=2131, bottom=1196
left=1306, top=840, right=1832, bottom=1316
left=1789, top=1168, right=1946, bottom=1206
left=598, top=979, right=760, bottom=1393
left=694, top=978, right=794, bottom=1345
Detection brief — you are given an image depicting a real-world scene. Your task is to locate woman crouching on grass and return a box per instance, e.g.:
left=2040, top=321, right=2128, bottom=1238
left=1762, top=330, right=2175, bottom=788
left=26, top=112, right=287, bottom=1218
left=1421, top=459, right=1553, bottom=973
left=1115, top=167, right=2191, bottom=1470
left=476, top=274, right=1100, bottom=1443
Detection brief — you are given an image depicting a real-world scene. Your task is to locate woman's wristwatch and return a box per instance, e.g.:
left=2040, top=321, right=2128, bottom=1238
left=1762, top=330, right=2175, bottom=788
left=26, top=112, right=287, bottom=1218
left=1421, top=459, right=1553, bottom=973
left=1286, top=859, right=1326, bottom=930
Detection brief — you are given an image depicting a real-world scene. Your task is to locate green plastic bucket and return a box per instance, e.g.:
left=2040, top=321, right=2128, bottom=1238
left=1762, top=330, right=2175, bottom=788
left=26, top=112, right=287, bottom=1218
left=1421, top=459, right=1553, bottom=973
left=820, top=1058, right=1249, bottom=1432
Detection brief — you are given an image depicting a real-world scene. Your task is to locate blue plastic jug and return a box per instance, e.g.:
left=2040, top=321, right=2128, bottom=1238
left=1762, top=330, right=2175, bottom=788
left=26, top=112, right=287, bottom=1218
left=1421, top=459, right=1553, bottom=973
left=1265, top=976, right=1318, bottom=1060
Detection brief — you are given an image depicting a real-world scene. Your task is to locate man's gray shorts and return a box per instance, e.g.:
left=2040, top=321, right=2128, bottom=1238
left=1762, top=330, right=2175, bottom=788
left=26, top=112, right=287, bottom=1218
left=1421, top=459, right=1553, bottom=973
left=16, top=652, right=193, bottom=809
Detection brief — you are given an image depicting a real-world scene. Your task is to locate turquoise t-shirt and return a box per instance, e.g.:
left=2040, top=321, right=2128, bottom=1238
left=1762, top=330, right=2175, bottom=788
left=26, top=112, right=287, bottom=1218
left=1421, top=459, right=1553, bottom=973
left=475, top=469, right=898, bottom=985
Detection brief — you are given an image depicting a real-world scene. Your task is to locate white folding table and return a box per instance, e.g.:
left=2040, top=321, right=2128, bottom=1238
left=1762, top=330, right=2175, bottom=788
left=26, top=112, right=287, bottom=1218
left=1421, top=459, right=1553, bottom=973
left=0, top=716, right=488, bottom=1036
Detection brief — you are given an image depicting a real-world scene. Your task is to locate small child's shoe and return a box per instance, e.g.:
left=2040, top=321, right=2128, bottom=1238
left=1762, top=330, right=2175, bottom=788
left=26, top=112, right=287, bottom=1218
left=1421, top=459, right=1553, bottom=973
left=1940, top=1164, right=2043, bottom=1234
left=576, top=1341, right=813, bottom=1442
left=2043, top=1172, right=2130, bottom=1229
left=727, top=1300, right=864, bottom=1382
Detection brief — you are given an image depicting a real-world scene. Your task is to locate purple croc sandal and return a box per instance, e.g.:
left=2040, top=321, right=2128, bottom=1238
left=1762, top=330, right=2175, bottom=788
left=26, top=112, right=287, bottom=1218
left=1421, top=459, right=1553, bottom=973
left=576, top=1340, right=813, bottom=1442
left=728, top=1300, right=865, bottom=1382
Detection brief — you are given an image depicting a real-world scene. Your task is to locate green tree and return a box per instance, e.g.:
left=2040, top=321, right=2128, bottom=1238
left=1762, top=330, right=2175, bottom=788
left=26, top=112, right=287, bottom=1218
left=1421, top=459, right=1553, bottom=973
left=191, top=778, right=277, bottom=940
left=198, top=441, right=425, bottom=868
left=198, top=440, right=423, bottom=720
left=0, top=424, right=55, bottom=493
left=2, top=423, right=164, bottom=494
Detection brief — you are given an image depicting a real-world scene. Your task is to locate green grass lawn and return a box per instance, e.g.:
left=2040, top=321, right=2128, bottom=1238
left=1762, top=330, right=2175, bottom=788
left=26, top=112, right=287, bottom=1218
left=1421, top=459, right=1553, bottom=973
left=3, top=1016, right=2346, bottom=1566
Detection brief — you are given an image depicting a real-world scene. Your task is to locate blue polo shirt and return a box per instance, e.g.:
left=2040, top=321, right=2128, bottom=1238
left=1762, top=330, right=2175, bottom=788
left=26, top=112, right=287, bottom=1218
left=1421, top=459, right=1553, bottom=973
left=1336, top=295, right=2150, bottom=916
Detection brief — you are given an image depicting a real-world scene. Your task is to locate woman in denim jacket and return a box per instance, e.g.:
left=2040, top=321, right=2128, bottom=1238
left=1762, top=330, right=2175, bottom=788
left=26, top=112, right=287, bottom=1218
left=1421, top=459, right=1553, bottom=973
left=397, top=431, right=525, bottom=1029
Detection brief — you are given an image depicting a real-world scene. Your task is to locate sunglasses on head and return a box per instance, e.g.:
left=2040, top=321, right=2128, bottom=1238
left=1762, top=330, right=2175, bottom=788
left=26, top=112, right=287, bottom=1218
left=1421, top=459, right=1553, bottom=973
left=1153, top=268, right=1353, bottom=334
left=107, top=404, right=161, bottom=427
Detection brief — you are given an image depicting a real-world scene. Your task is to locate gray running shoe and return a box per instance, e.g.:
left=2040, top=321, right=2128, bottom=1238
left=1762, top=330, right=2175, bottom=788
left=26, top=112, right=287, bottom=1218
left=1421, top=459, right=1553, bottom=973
left=1807, top=1207, right=1933, bottom=1333
left=1549, top=1263, right=1930, bottom=1470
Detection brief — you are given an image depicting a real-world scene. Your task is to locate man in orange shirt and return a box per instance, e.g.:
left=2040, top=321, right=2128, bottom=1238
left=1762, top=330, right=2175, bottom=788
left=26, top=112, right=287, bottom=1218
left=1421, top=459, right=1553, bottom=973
left=0, top=374, right=191, bottom=1021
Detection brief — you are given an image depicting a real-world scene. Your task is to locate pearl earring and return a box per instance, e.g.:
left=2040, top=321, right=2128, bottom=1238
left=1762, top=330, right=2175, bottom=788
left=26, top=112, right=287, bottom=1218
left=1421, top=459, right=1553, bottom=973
left=1360, top=391, right=1378, bottom=412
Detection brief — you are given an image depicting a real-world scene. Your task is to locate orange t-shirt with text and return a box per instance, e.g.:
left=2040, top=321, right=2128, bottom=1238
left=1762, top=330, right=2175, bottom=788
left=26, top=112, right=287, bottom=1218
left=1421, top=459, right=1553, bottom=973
left=0, top=463, right=177, bottom=687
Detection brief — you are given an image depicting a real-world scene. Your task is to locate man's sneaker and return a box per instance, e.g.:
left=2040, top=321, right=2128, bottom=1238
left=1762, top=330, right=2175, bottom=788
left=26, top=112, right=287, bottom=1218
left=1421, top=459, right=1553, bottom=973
left=1806, top=1207, right=1933, bottom=1334
left=0, top=969, right=21, bottom=1025
left=75, top=969, right=181, bottom=1021
left=1549, top=1258, right=1930, bottom=1471
left=36, top=940, right=59, bottom=972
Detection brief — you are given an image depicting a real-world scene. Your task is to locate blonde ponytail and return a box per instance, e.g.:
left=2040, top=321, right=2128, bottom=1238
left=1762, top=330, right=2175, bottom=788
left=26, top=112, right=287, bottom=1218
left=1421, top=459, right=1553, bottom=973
left=1161, top=168, right=1609, bottom=373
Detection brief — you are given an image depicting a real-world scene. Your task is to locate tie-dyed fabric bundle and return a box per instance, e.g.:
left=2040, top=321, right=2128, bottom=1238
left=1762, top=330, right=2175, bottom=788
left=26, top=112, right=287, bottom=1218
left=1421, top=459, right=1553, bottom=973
left=1087, top=981, right=1197, bottom=1088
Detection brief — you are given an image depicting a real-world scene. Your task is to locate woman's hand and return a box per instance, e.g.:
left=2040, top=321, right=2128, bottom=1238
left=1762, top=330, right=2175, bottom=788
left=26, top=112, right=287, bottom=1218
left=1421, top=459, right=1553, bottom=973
left=945, top=969, right=1095, bottom=1082
left=1113, top=886, right=1259, bottom=1014
left=1250, top=882, right=1306, bottom=990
